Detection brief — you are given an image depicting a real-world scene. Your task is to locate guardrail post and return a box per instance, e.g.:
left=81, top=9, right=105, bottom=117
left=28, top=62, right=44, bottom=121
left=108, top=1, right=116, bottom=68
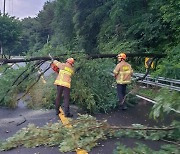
left=146, top=77, right=149, bottom=88
left=170, top=82, right=173, bottom=90
left=155, top=77, right=158, bottom=86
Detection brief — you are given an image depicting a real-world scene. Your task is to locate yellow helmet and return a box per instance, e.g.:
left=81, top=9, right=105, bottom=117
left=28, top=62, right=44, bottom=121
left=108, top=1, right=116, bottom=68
left=66, top=58, right=75, bottom=65
left=118, top=53, right=126, bottom=60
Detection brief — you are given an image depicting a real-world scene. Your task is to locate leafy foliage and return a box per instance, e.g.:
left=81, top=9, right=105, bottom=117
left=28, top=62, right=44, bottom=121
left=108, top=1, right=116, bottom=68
left=150, top=88, right=180, bottom=120
left=0, top=115, right=108, bottom=152
left=7, top=0, right=177, bottom=79
left=134, top=86, right=180, bottom=121
left=0, top=115, right=179, bottom=153
left=152, top=44, right=180, bottom=79
left=114, top=122, right=180, bottom=142
left=0, top=67, right=27, bottom=108
left=71, top=58, right=117, bottom=113
left=113, top=143, right=179, bottom=154
left=0, top=62, right=52, bottom=108
left=0, top=14, right=22, bottom=56
left=52, top=0, right=75, bottom=49
left=27, top=75, right=56, bottom=109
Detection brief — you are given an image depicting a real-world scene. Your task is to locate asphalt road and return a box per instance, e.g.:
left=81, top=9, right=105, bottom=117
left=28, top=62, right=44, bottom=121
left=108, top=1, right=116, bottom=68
left=0, top=106, right=75, bottom=154
left=0, top=99, right=177, bottom=154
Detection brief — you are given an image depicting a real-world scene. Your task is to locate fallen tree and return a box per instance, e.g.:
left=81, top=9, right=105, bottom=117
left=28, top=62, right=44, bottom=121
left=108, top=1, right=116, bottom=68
left=0, top=52, right=166, bottom=106
left=0, top=53, right=166, bottom=64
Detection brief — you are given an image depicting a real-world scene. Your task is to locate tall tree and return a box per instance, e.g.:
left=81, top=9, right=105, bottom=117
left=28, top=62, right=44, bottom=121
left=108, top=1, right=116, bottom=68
left=0, top=14, right=22, bottom=57
left=36, top=1, right=55, bottom=44
left=73, top=0, right=109, bottom=53
left=51, top=0, right=75, bottom=49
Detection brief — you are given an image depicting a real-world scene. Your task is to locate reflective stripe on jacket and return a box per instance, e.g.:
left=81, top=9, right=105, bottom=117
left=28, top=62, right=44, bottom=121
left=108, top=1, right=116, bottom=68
left=53, top=60, right=74, bottom=88
left=113, top=61, right=133, bottom=84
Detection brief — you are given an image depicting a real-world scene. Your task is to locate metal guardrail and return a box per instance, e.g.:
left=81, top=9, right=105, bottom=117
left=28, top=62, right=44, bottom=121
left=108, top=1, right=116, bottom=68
left=133, top=73, right=180, bottom=92
left=136, top=94, right=180, bottom=114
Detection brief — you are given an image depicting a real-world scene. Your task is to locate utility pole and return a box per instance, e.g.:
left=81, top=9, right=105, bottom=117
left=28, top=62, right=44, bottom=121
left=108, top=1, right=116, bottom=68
left=0, top=41, right=3, bottom=58
left=3, top=0, right=6, bottom=15
left=1, top=0, right=6, bottom=58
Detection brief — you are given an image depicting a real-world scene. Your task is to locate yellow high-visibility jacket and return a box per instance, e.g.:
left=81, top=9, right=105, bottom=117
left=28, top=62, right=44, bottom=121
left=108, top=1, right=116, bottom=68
left=113, top=61, right=133, bottom=84
left=53, top=60, right=74, bottom=88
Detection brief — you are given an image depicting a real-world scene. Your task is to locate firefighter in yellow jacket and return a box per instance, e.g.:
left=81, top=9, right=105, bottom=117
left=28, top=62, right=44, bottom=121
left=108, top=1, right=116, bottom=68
left=52, top=57, right=75, bottom=117
left=113, top=53, right=133, bottom=110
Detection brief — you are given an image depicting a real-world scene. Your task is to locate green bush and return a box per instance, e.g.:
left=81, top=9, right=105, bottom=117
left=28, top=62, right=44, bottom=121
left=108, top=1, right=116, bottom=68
left=71, top=59, right=117, bottom=113
left=0, top=67, right=27, bottom=108
left=150, top=88, right=180, bottom=120
left=27, top=74, right=56, bottom=109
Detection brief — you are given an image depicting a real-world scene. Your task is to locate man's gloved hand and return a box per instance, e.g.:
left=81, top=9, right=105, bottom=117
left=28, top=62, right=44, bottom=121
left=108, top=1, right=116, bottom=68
left=49, top=53, right=54, bottom=61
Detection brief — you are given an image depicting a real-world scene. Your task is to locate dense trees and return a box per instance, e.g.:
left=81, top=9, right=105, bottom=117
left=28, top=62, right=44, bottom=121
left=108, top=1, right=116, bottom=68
left=1, top=0, right=179, bottom=59
left=17, top=0, right=179, bottom=61
left=11, top=0, right=178, bottom=58
left=0, top=13, right=22, bottom=57
left=0, top=0, right=179, bottom=109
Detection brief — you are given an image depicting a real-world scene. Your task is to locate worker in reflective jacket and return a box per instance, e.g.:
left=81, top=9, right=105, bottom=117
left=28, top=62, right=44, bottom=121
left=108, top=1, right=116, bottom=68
left=113, top=53, right=133, bottom=110
left=52, top=57, right=75, bottom=117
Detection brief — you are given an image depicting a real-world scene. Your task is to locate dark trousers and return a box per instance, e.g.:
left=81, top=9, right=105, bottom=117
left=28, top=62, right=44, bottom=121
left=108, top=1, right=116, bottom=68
left=55, top=85, right=70, bottom=114
left=117, top=84, right=127, bottom=106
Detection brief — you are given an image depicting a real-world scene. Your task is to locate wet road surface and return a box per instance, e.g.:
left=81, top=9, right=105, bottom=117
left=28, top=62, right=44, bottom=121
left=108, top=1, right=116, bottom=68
left=0, top=100, right=177, bottom=154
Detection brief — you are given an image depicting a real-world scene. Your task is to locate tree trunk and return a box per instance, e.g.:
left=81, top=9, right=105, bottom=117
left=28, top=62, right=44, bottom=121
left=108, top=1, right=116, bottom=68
left=0, top=53, right=166, bottom=64
left=0, top=41, right=3, bottom=58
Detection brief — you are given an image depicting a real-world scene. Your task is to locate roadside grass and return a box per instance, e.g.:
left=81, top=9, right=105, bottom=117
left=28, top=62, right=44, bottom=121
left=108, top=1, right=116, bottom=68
left=27, top=75, right=56, bottom=109
left=0, top=67, right=28, bottom=108
left=136, top=85, right=160, bottom=99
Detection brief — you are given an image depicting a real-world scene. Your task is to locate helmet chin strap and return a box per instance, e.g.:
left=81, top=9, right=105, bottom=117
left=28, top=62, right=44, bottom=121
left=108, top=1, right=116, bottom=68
left=67, top=61, right=74, bottom=66
left=118, top=58, right=123, bottom=62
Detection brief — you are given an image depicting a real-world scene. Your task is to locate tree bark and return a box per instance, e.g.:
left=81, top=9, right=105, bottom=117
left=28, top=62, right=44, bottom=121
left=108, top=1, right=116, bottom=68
left=0, top=53, right=166, bottom=64
left=0, top=41, right=3, bottom=58
left=87, top=53, right=166, bottom=59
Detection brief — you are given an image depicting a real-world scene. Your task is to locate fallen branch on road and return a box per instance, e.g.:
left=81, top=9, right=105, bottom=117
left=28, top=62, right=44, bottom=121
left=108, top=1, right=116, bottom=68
left=16, top=115, right=26, bottom=126
left=0, top=115, right=179, bottom=152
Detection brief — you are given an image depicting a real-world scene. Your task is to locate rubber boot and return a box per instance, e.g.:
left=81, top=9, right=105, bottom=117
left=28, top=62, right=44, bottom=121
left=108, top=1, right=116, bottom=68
left=65, top=112, right=73, bottom=117
left=64, top=106, right=73, bottom=117
left=122, top=105, right=127, bottom=110
left=119, top=101, right=127, bottom=110
left=55, top=107, right=60, bottom=115
left=122, top=103, right=127, bottom=110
